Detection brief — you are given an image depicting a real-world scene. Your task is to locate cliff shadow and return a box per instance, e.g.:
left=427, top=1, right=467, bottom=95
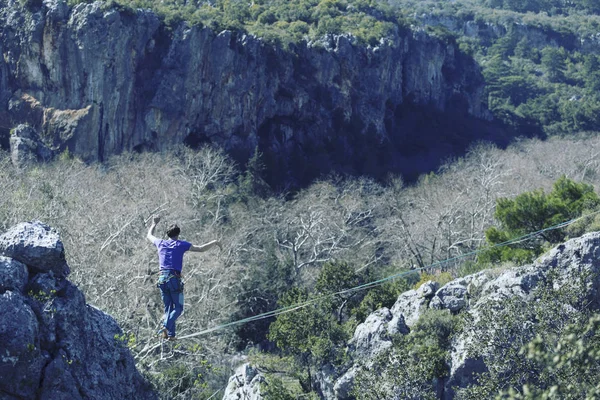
left=0, top=127, right=9, bottom=151
left=255, top=102, right=543, bottom=192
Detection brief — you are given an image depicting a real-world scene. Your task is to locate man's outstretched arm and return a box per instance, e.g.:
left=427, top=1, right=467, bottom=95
left=189, top=240, right=222, bottom=252
left=147, top=215, right=161, bottom=243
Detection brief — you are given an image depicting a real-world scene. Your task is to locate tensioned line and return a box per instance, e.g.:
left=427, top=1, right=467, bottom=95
left=136, top=209, right=600, bottom=357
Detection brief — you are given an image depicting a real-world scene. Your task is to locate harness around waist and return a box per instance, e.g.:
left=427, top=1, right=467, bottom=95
left=157, top=270, right=181, bottom=285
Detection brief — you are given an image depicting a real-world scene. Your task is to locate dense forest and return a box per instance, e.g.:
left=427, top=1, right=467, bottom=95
left=8, top=0, right=600, bottom=398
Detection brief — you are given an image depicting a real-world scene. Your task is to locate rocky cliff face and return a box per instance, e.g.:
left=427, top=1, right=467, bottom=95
left=415, top=11, right=595, bottom=54
left=0, top=221, right=156, bottom=400
left=0, top=0, right=498, bottom=187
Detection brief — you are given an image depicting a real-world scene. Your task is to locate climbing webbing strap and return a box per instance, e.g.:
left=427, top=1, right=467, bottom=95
left=156, top=271, right=181, bottom=287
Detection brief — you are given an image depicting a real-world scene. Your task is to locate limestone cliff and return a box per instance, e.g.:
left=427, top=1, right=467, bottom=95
left=0, top=221, right=156, bottom=400
left=0, top=0, right=499, bottom=187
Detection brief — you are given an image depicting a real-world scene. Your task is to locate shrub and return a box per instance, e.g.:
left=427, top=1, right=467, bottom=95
left=479, top=176, right=600, bottom=264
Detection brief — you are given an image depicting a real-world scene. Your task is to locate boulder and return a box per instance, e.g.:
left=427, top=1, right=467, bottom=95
left=0, top=291, right=45, bottom=399
left=430, top=281, right=468, bottom=312
left=390, top=280, right=439, bottom=327
left=349, top=308, right=406, bottom=360
left=0, top=256, right=28, bottom=293
left=0, top=221, right=68, bottom=275
left=222, top=363, right=265, bottom=400
left=0, top=222, right=156, bottom=399
left=314, top=364, right=337, bottom=400
left=334, top=367, right=357, bottom=400
left=9, top=124, right=52, bottom=168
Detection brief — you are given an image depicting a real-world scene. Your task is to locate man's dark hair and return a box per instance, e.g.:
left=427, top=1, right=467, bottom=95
left=166, top=224, right=181, bottom=239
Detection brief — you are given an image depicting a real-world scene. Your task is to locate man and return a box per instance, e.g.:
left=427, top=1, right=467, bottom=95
left=147, top=215, right=221, bottom=341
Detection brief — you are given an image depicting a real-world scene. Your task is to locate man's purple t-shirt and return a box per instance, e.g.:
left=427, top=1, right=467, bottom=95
left=153, top=239, right=192, bottom=273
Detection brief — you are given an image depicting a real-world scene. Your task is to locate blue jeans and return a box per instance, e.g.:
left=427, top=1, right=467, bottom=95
left=158, top=273, right=184, bottom=337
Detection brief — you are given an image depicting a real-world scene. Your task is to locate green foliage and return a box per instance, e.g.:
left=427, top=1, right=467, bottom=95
left=425, top=25, right=457, bottom=43
left=457, top=266, right=597, bottom=399
left=354, top=309, right=461, bottom=399
left=565, top=210, right=600, bottom=237
left=140, top=342, right=219, bottom=400
left=499, top=313, right=600, bottom=399
left=479, top=176, right=600, bottom=264
left=233, top=252, right=295, bottom=348
left=58, top=148, right=75, bottom=162
left=27, top=289, right=57, bottom=303
left=315, top=261, right=360, bottom=320
left=391, top=0, right=600, bottom=136
left=261, top=377, right=297, bottom=400
left=267, top=286, right=349, bottom=367
left=541, top=47, right=567, bottom=83
left=114, top=332, right=137, bottom=350
left=147, top=360, right=215, bottom=399
left=100, top=0, right=403, bottom=46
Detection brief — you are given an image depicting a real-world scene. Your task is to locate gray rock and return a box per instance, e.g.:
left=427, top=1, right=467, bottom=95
left=10, top=134, right=37, bottom=166
left=444, top=231, right=600, bottom=398
left=334, top=367, right=357, bottom=400
left=418, top=280, right=440, bottom=299
left=0, top=291, right=45, bottom=399
left=315, top=364, right=337, bottom=400
left=222, top=363, right=265, bottom=400
left=349, top=308, right=397, bottom=360
left=9, top=124, right=52, bottom=167
left=430, top=281, right=468, bottom=312
left=317, top=232, right=600, bottom=399
left=243, top=364, right=259, bottom=384
left=0, top=256, right=28, bottom=293
left=333, top=307, right=410, bottom=398
left=464, top=271, right=493, bottom=300
left=0, top=222, right=157, bottom=399
left=0, top=221, right=68, bottom=275
left=389, top=280, right=438, bottom=328
left=322, top=283, right=432, bottom=398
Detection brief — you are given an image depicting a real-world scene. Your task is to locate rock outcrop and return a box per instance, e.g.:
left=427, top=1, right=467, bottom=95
left=222, top=363, right=265, bottom=400
left=0, top=221, right=156, bottom=400
left=314, top=231, right=600, bottom=399
left=0, top=0, right=498, bottom=187
left=9, top=124, right=53, bottom=167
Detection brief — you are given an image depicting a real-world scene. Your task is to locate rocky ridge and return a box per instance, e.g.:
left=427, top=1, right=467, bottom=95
left=223, top=231, right=600, bottom=399
left=0, top=221, right=156, bottom=400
